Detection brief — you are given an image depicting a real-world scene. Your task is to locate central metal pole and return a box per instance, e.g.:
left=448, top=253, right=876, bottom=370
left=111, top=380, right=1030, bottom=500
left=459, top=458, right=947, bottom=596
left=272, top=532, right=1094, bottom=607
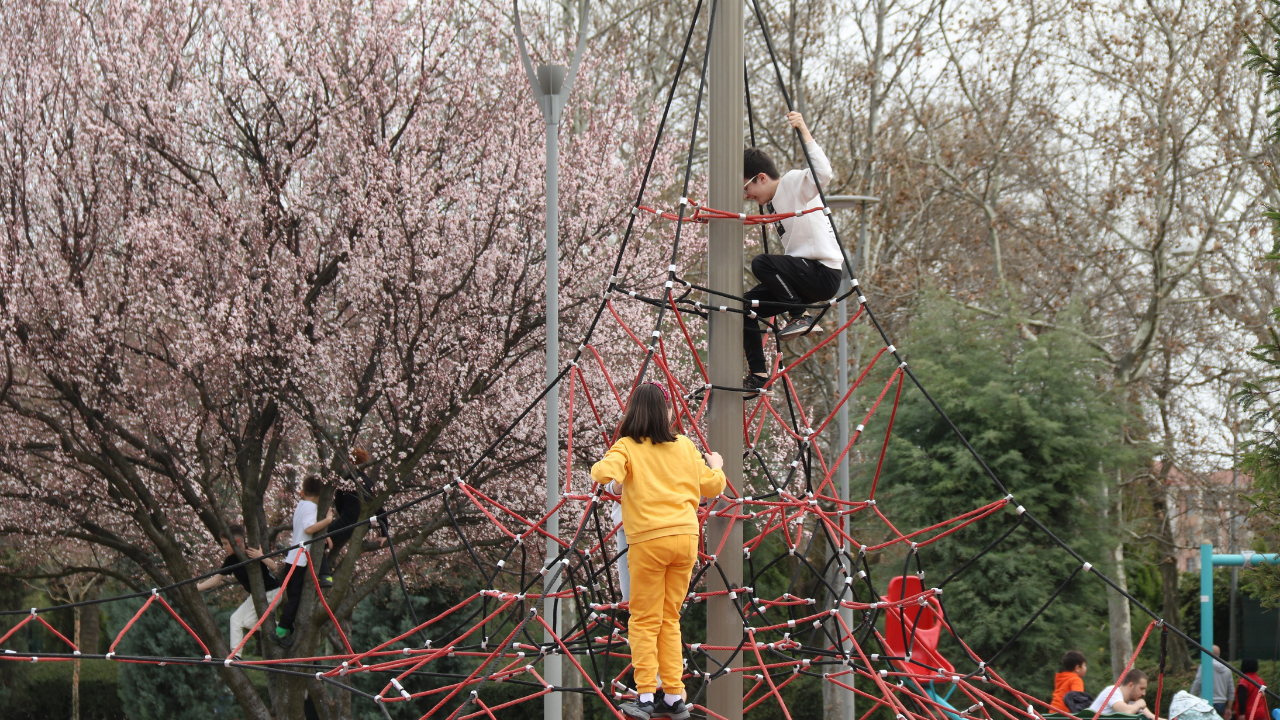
left=707, top=0, right=743, bottom=717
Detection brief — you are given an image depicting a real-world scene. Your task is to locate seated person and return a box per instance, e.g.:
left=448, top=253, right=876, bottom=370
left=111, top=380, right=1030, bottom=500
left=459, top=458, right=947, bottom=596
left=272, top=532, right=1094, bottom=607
left=1090, top=669, right=1159, bottom=719
left=1052, top=650, right=1090, bottom=713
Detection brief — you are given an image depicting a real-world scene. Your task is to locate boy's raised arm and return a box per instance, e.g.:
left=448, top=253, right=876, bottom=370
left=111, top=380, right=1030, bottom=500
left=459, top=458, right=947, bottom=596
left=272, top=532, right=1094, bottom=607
left=786, top=111, right=833, bottom=198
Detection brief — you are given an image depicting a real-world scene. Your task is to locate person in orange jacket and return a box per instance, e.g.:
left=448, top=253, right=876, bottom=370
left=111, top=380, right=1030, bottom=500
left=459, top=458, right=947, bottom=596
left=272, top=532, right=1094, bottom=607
left=592, top=382, right=726, bottom=720
left=1051, top=650, right=1089, bottom=714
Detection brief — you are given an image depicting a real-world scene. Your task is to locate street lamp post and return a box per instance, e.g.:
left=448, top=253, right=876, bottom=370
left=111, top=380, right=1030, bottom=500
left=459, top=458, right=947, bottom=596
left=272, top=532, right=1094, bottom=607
left=513, top=5, right=589, bottom=720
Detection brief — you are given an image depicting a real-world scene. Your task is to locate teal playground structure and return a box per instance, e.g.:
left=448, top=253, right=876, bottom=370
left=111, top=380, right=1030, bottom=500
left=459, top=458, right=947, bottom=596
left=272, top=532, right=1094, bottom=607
left=1198, top=544, right=1280, bottom=705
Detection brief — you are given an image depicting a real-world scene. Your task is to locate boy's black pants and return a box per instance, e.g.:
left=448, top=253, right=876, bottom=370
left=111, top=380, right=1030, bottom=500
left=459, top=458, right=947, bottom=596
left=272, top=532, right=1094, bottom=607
left=743, top=254, right=842, bottom=375
left=277, top=568, right=307, bottom=631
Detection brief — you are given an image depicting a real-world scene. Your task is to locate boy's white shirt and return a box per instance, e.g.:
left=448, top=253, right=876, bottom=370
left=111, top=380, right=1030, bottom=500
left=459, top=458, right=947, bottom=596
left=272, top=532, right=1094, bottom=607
left=770, top=140, right=843, bottom=270
left=285, top=499, right=318, bottom=566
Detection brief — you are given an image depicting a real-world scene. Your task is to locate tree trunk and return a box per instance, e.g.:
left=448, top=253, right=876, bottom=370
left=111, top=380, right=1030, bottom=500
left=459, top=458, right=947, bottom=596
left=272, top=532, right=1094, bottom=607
left=79, top=584, right=100, bottom=655
left=1153, top=481, right=1190, bottom=672
left=73, top=606, right=81, bottom=720
left=1107, top=540, right=1134, bottom=680
left=1103, top=481, right=1134, bottom=680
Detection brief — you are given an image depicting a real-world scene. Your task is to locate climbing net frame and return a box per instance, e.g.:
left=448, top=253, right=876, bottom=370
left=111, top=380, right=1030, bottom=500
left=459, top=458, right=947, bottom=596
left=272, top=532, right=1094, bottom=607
left=2, top=1, right=1277, bottom=720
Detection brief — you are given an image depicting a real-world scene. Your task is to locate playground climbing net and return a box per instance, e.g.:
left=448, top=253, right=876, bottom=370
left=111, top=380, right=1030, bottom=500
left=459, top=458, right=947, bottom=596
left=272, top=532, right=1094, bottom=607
left=1, top=0, right=1273, bottom=719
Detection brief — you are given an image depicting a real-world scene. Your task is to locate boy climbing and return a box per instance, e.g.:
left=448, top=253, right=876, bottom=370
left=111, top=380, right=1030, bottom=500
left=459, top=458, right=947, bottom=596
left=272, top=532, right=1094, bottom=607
left=592, top=382, right=726, bottom=720
left=196, top=524, right=282, bottom=658
left=741, top=111, right=844, bottom=392
left=274, top=475, right=335, bottom=649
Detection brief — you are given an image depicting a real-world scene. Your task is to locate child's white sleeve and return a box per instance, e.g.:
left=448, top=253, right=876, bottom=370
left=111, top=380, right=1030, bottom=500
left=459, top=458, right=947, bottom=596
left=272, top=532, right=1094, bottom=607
left=798, top=140, right=834, bottom=201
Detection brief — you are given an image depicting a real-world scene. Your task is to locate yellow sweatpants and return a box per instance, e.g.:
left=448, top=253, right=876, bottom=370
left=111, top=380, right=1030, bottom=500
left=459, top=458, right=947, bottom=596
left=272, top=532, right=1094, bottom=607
left=627, top=533, right=698, bottom=695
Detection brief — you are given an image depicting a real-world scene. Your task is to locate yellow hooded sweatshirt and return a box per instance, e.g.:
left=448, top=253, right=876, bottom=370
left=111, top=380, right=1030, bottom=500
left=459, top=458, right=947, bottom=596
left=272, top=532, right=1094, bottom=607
left=590, top=435, right=726, bottom=544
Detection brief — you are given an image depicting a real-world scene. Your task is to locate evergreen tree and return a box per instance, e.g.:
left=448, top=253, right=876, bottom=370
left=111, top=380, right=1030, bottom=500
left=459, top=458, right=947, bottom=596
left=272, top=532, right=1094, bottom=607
left=870, top=300, right=1140, bottom=693
left=109, top=598, right=235, bottom=720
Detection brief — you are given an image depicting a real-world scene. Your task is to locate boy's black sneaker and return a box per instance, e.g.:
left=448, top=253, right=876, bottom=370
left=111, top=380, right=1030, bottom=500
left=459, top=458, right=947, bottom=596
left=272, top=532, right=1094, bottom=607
left=776, top=314, right=823, bottom=341
left=652, top=696, right=691, bottom=719
left=318, top=574, right=334, bottom=589
left=619, top=698, right=654, bottom=720
left=744, top=374, right=770, bottom=394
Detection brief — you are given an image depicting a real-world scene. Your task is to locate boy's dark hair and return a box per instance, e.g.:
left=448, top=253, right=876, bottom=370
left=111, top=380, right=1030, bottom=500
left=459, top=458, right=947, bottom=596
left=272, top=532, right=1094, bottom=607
left=618, top=383, right=676, bottom=444
left=1121, top=668, right=1146, bottom=685
left=1242, top=658, right=1259, bottom=673
left=302, top=475, right=324, bottom=498
left=221, top=524, right=246, bottom=542
left=744, top=147, right=780, bottom=180
left=1061, top=650, right=1086, bottom=672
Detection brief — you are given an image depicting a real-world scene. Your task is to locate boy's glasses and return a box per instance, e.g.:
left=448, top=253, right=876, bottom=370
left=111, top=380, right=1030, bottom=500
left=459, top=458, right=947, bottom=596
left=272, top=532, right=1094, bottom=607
left=744, top=176, right=758, bottom=191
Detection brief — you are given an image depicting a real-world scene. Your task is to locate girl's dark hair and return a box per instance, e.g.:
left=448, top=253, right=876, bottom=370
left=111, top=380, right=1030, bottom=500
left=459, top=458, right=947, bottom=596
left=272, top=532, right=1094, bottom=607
left=618, top=383, right=676, bottom=444
left=1242, top=658, right=1259, bottom=673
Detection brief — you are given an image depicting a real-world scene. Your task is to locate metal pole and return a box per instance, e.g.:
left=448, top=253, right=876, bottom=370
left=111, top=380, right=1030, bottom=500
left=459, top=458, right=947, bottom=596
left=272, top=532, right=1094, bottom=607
left=1200, top=543, right=1214, bottom=704
left=707, top=0, right=743, bottom=715
left=543, top=69, right=564, bottom=720
left=512, top=7, right=588, bottom=719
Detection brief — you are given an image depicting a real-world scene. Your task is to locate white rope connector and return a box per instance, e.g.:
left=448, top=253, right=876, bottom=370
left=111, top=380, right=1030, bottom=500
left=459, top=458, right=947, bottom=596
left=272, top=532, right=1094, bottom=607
left=1016, top=505, right=1026, bottom=515
left=224, top=658, right=233, bottom=667
left=719, top=305, right=728, bottom=313
left=859, top=295, right=868, bottom=304
left=651, top=330, right=662, bottom=338
left=679, top=197, right=691, bottom=206
left=887, top=344, right=896, bottom=353
left=664, top=281, right=674, bottom=288
left=391, top=678, right=412, bottom=700
left=856, top=424, right=865, bottom=433
left=496, top=559, right=505, bottom=568
left=204, top=654, right=211, bottom=661
left=739, top=213, right=747, bottom=220
left=629, top=207, right=639, bottom=216
left=1083, top=562, right=1093, bottom=572
left=823, top=206, right=833, bottom=215
left=106, top=652, right=115, bottom=660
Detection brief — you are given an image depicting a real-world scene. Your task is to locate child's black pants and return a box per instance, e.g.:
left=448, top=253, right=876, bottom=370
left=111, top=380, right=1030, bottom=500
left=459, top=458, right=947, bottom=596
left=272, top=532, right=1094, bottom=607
left=278, top=567, right=308, bottom=631
left=743, top=254, right=842, bottom=375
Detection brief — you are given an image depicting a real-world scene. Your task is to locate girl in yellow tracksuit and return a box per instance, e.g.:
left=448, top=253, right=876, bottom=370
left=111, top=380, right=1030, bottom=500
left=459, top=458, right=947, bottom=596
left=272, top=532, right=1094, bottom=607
left=592, top=382, right=726, bottom=720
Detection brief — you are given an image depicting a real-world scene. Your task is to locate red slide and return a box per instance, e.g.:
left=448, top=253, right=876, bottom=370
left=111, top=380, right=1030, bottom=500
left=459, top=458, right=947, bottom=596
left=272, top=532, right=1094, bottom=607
left=882, top=575, right=954, bottom=680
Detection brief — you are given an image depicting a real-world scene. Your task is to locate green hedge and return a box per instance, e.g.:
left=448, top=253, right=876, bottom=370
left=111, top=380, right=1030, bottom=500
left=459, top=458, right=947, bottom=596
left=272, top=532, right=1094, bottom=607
left=4, top=659, right=125, bottom=720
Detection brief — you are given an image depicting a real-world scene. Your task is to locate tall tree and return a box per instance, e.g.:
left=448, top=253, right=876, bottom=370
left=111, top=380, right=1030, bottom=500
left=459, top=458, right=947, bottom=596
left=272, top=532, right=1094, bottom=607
left=873, top=300, right=1142, bottom=692
left=0, top=0, right=679, bottom=718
